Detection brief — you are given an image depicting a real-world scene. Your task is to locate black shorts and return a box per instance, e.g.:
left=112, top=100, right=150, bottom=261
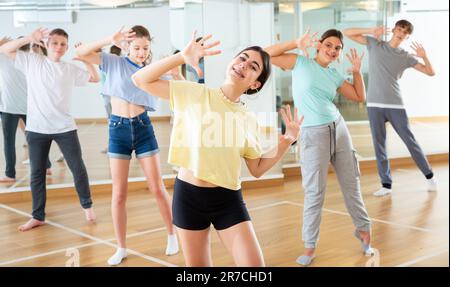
left=172, top=177, right=251, bottom=231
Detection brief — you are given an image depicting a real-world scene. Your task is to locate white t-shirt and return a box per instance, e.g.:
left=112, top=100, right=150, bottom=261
left=0, top=53, right=27, bottom=115
left=15, top=51, right=90, bottom=134
left=0, top=92, right=3, bottom=112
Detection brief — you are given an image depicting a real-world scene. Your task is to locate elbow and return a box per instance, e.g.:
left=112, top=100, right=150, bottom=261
left=429, top=71, right=436, bottom=77
left=131, top=74, right=141, bottom=88
left=252, top=172, right=263, bottom=179
left=251, top=169, right=264, bottom=179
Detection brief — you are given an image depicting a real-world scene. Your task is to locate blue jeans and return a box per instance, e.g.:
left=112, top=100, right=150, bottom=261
left=108, top=112, right=159, bottom=160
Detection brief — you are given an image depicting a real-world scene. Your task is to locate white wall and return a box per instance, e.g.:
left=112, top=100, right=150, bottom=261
left=0, top=6, right=173, bottom=118
left=390, top=0, right=449, bottom=117
left=2, top=1, right=446, bottom=119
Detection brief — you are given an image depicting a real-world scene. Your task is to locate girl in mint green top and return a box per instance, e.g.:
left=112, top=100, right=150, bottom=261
left=265, top=29, right=374, bottom=266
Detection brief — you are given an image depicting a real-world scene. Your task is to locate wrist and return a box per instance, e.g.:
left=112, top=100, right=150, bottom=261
left=25, top=35, right=34, bottom=44
left=281, top=134, right=296, bottom=146
left=176, top=52, right=187, bottom=64
left=107, top=36, right=114, bottom=45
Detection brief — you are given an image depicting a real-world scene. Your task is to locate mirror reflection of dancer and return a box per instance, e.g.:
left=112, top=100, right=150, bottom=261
left=0, top=38, right=53, bottom=181
left=0, top=28, right=99, bottom=231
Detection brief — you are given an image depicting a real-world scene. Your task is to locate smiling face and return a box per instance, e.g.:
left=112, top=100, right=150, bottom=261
left=128, top=37, right=150, bottom=65
left=391, top=25, right=411, bottom=43
left=47, top=34, right=68, bottom=60
left=226, top=49, right=264, bottom=93
left=316, top=36, right=343, bottom=64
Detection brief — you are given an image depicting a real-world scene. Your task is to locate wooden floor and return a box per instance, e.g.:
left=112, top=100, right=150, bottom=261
left=0, top=160, right=448, bottom=267
left=0, top=117, right=448, bottom=267
left=0, top=118, right=448, bottom=192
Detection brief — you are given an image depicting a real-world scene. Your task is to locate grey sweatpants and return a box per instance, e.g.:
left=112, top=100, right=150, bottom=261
left=367, top=107, right=433, bottom=187
left=299, top=116, right=371, bottom=249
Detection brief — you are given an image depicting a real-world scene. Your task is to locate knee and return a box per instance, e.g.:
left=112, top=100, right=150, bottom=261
left=70, top=162, right=87, bottom=176
left=112, top=190, right=127, bottom=206
left=30, top=168, right=46, bottom=181
left=149, top=183, right=166, bottom=197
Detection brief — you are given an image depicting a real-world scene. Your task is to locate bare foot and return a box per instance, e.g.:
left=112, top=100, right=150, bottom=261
left=84, top=207, right=96, bottom=223
left=358, top=230, right=371, bottom=245
left=303, top=247, right=315, bottom=257
left=0, top=176, right=16, bottom=183
left=46, top=168, right=52, bottom=175
left=18, top=218, right=45, bottom=232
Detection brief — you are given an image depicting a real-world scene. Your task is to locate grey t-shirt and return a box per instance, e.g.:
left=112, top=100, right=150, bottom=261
left=366, top=36, right=418, bottom=108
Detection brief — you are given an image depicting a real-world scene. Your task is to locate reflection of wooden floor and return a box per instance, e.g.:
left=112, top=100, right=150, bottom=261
left=283, top=118, right=449, bottom=165
left=0, top=161, right=447, bottom=267
left=0, top=118, right=448, bottom=192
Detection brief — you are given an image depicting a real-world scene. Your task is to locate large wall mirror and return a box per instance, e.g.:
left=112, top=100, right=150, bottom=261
left=0, top=0, right=204, bottom=193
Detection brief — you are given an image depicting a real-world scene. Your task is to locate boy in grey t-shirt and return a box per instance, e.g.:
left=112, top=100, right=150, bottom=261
left=344, top=20, right=437, bottom=196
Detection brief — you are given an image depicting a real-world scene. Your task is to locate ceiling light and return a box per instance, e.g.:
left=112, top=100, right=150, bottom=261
left=83, top=0, right=138, bottom=7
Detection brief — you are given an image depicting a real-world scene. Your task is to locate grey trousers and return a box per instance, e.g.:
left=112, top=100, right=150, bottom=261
left=299, top=116, right=371, bottom=249
left=27, top=130, right=93, bottom=221
left=367, top=107, right=433, bottom=187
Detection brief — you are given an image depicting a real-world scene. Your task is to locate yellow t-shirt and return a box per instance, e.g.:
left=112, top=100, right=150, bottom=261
left=169, top=80, right=262, bottom=190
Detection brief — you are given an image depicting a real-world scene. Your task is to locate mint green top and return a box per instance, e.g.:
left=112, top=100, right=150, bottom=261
left=292, top=56, right=345, bottom=127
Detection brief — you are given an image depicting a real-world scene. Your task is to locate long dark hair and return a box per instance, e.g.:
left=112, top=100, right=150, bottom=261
left=234, top=46, right=271, bottom=95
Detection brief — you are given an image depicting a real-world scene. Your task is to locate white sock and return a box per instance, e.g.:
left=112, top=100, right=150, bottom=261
left=373, top=187, right=392, bottom=197
left=107, top=248, right=127, bottom=266
left=165, top=234, right=179, bottom=256
left=427, top=177, right=437, bottom=191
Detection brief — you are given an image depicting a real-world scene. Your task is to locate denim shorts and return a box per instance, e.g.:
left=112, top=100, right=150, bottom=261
left=108, top=112, right=159, bottom=160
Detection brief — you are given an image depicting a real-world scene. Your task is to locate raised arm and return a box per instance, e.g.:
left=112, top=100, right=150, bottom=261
left=132, top=31, right=220, bottom=99
left=343, top=26, right=389, bottom=45
left=73, top=42, right=100, bottom=83
left=75, top=27, right=136, bottom=65
left=0, top=36, right=12, bottom=47
left=337, top=48, right=366, bottom=103
left=411, top=42, right=435, bottom=76
left=169, top=65, right=186, bottom=81
left=245, top=105, right=303, bottom=178
left=0, top=28, right=49, bottom=60
left=265, top=27, right=319, bottom=70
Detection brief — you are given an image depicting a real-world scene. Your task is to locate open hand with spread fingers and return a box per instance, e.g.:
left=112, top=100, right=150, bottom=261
left=30, top=28, right=50, bottom=46
left=346, top=48, right=364, bottom=73
left=110, top=26, right=136, bottom=53
left=411, top=41, right=427, bottom=59
left=280, top=105, right=303, bottom=144
left=180, top=30, right=221, bottom=78
left=295, top=27, right=319, bottom=58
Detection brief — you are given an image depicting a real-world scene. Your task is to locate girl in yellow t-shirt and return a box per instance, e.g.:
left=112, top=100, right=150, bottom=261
left=132, top=32, right=302, bottom=267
